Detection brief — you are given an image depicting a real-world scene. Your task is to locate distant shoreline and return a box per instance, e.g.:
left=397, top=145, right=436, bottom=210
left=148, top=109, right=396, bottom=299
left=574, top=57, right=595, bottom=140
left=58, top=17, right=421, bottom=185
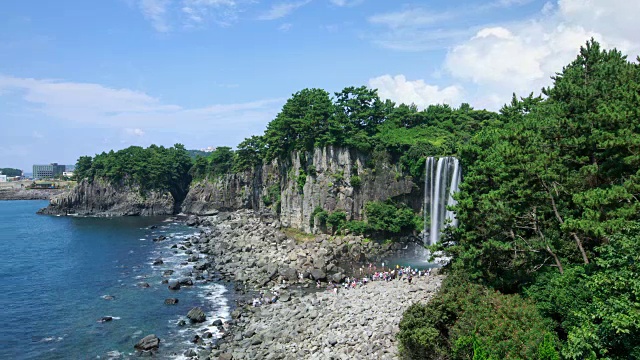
left=0, top=188, right=64, bottom=201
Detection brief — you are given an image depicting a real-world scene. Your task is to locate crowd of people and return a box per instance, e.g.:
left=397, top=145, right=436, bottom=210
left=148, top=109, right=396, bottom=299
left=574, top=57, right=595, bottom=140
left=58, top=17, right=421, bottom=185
left=251, top=264, right=436, bottom=305
left=319, top=264, right=434, bottom=294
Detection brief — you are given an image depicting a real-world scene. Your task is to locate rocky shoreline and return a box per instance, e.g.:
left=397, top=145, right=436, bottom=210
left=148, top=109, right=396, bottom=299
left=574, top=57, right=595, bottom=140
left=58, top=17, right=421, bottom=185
left=151, top=210, right=442, bottom=359
left=0, top=188, right=64, bottom=200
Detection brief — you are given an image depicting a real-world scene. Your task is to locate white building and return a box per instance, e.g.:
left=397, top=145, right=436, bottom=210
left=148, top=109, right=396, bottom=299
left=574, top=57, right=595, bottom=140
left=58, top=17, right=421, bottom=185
left=63, top=171, right=74, bottom=178
left=0, top=175, right=6, bottom=182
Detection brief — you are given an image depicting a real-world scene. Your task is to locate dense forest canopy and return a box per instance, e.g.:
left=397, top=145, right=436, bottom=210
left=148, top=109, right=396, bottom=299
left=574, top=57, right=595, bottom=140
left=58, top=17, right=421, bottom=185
left=398, top=40, right=640, bottom=359
left=0, top=168, right=22, bottom=177
left=191, top=86, right=497, bottom=181
left=74, top=144, right=192, bottom=202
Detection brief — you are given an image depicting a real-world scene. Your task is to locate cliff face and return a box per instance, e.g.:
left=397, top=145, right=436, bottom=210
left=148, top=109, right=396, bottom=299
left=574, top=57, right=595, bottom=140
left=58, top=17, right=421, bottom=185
left=182, top=146, right=421, bottom=232
left=38, top=179, right=175, bottom=216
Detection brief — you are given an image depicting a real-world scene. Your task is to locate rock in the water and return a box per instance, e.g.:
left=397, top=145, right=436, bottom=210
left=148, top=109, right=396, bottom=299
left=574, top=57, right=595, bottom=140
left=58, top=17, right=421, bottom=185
left=179, top=278, right=193, bottom=286
left=100, top=316, right=113, bottom=323
left=187, top=307, right=206, bottom=323
left=102, top=295, right=115, bottom=300
left=177, top=320, right=186, bottom=327
left=152, top=258, right=164, bottom=265
left=138, top=282, right=151, bottom=288
left=164, top=298, right=179, bottom=305
left=134, top=334, right=160, bottom=351
left=212, top=319, right=223, bottom=326
left=186, top=215, right=199, bottom=226
left=163, top=270, right=174, bottom=276
left=168, top=281, right=181, bottom=290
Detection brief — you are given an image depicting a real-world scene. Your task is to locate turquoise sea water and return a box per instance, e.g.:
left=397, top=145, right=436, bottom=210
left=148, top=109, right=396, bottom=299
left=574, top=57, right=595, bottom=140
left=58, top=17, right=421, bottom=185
left=0, top=201, right=230, bottom=359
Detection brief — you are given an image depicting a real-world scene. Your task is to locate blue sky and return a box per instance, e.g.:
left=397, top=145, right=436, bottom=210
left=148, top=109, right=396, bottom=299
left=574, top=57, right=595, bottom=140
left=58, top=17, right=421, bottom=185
left=1, top=0, right=639, bottom=171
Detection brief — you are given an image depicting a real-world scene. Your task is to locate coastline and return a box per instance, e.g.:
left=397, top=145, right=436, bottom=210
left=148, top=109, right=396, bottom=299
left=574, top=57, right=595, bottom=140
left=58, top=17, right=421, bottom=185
left=0, top=188, right=64, bottom=201
left=168, top=210, right=443, bottom=360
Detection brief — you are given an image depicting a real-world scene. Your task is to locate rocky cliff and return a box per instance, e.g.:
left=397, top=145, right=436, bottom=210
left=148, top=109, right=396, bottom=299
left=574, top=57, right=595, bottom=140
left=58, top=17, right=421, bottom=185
left=38, top=179, right=175, bottom=216
left=182, top=146, right=421, bottom=232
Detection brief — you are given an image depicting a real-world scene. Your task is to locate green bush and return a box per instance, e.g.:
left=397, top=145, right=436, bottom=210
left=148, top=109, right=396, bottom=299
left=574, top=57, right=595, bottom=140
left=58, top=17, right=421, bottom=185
left=343, top=220, right=368, bottom=235
left=327, top=211, right=347, bottom=232
left=262, top=183, right=281, bottom=210
left=365, top=200, right=416, bottom=235
left=398, top=276, right=559, bottom=360
left=310, top=206, right=328, bottom=227
left=296, top=169, right=307, bottom=193
left=350, top=175, right=362, bottom=187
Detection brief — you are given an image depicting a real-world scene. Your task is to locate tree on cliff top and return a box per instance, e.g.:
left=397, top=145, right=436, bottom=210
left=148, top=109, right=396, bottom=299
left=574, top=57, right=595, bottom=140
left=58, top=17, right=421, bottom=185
left=74, top=144, right=192, bottom=202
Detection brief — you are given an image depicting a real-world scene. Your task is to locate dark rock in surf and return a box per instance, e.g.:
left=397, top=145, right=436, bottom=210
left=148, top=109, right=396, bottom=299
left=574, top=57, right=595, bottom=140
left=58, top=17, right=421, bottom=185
left=134, top=334, right=160, bottom=351
left=187, top=307, right=206, bottom=323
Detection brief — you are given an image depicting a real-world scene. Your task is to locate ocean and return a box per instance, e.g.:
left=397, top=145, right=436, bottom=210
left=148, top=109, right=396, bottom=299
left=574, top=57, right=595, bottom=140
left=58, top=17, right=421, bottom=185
left=0, top=200, right=230, bottom=359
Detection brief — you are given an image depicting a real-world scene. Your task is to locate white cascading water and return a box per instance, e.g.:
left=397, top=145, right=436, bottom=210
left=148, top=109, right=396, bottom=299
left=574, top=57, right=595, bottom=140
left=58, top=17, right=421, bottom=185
left=423, top=156, right=462, bottom=246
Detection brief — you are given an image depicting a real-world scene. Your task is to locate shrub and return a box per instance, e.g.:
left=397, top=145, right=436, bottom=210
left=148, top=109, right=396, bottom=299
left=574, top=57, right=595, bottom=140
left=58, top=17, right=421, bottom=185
left=310, top=206, right=328, bottom=227
left=350, top=175, right=362, bottom=187
left=398, top=276, right=559, bottom=360
left=327, top=211, right=347, bottom=232
left=262, top=183, right=281, bottom=210
left=296, top=169, right=307, bottom=193
left=365, top=200, right=416, bottom=235
left=343, top=220, right=368, bottom=235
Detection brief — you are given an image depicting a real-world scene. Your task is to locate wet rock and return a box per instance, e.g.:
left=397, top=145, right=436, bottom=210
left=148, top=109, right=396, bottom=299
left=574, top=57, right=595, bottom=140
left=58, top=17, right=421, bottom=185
left=134, top=334, right=160, bottom=351
left=179, top=278, right=193, bottom=286
left=168, top=281, right=181, bottom=291
left=164, top=298, right=179, bottom=305
left=152, top=258, right=164, bottom=265
left=100, top=316, right=113, bottom=323
left=138, top=282, right=150, bottom=288
left=187, top=307, right=206, bottom=323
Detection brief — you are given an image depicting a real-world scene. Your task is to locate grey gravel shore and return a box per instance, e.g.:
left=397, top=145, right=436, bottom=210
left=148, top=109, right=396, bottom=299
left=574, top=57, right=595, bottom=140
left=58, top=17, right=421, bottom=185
left=167, top=210, right=443, bottom=360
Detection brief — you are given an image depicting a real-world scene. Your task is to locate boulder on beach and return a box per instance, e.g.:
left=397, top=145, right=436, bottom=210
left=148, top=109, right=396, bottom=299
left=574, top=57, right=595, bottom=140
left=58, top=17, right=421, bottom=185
left=310, top=269, right=326, bottom=281
left=187, top=307, right=206, bottom=323
left=186, top=215, right=199, bottom=226
left=134, top=334, right=160, bottom=351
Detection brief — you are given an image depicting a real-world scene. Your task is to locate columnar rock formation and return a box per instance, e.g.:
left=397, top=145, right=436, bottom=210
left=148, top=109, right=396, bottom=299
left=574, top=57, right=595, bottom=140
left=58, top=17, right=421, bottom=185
left=181, top=146, right=420, bottom=233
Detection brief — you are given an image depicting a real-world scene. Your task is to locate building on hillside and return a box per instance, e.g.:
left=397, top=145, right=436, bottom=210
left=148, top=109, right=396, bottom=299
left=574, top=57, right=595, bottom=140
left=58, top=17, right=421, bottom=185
left=33, top=163, right=66, bottom=179
left=200, top=146, right=216, bottom=153
left=0, top=175, right=6, bottom=182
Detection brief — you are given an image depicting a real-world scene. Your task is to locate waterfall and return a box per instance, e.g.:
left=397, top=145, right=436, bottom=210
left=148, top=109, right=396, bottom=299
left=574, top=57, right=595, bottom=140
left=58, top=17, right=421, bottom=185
left=423, top=156, right=461, bottom=246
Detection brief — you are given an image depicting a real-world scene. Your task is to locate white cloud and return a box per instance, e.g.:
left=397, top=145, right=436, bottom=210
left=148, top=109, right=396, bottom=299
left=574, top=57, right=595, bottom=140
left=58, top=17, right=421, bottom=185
left=136, top=0, right=245, bottom=30
left=0, top=75, right=285, bottom=133
left=441, top=0, right=640, bottom=108
left=125, top=128, right=146, bottom=136
left=329, top=0, right=363, bottom=7
left=258, top=1, right=311, bottom=21
left=368, top=75, right=463, bottom=108
left=368, top=8, right=453, bottom=29
left=278, top=23, right=293, bottom=32
left=139, top=0, right=171, bottom=32
left=181, top=0, right=240, bottom=27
